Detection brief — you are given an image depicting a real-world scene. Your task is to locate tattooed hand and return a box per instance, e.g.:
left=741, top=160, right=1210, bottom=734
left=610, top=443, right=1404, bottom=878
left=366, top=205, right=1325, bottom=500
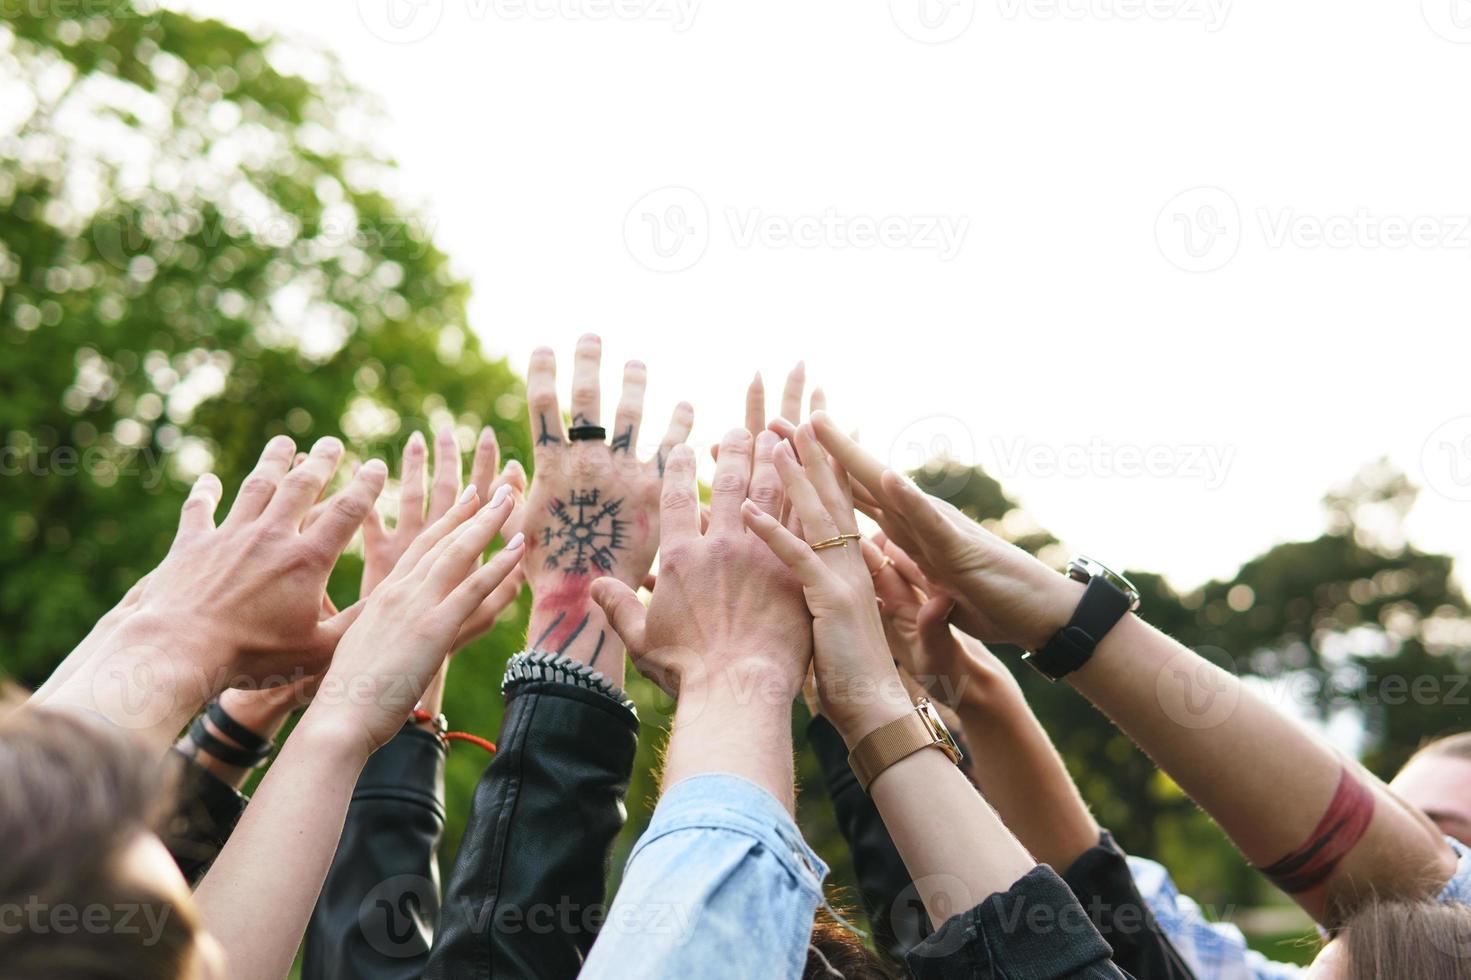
left=513, top=334, right=692, bottom=685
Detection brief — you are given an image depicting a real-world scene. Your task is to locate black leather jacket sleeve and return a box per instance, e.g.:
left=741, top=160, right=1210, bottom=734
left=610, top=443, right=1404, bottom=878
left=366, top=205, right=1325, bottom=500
left=163, top=749, right=249, bottom=886
left=301, top=725, right=449, bottom=980
left=908, top=866, right=1132, bottom=980
left=422, top=678, right=639, bottom=980
left=1060, top=832, right=1196, bottom=980
left=806, top=713, right=930, bottom=961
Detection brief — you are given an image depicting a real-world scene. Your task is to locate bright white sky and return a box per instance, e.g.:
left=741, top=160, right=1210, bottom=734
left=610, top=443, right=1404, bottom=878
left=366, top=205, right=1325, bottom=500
left=179, top=0, right=1471, bottom=593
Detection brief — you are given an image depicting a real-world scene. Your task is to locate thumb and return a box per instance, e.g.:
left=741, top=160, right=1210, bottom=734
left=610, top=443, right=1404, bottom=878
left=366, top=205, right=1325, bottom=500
left=316, top=597, right=368, bottom=649
left=914, top=594, right=959, bottom=667
left=590, top=578, right=648, bottom=655
left=173, top=473, right=223, bottom=545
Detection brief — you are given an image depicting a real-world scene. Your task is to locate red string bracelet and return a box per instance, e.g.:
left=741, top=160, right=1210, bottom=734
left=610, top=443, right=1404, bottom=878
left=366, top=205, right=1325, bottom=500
left=412, top=710, right=496, bottom=755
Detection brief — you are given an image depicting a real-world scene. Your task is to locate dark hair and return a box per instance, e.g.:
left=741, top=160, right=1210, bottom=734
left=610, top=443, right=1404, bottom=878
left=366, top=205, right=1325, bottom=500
left=0, top=697, right=199, bottom=979
left=804, top=914, right=897, bottom=979
left=1340, top=897, right=1471, bottom=979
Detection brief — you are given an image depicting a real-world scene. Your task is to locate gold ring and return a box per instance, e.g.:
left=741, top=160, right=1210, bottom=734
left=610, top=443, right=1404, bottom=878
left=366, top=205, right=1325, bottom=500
left=811, top=532, right=862, bottom=552
left=869, top=556, right=894, bottom=579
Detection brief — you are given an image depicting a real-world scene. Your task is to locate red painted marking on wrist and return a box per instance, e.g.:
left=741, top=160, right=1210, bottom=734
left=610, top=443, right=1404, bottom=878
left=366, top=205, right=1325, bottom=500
left=1257, top=766, right=1375, bottom=893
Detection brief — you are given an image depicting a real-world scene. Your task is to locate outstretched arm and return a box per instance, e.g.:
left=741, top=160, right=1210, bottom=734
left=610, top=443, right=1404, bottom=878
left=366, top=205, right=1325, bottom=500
left=194, top=486, right=524, bottom=980
left=809, top=412, right=1456, bottom=927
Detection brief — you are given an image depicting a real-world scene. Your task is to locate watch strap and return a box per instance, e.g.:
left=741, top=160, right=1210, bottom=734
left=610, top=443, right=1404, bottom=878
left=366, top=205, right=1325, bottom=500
left=848, top=708, right=952, bottom=793
left=1025, top=576, right=1133, bottom=681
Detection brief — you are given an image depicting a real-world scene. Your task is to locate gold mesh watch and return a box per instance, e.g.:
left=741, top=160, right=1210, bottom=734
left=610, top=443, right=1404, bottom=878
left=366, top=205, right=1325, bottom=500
left=847, top=699, right=962, bottom=793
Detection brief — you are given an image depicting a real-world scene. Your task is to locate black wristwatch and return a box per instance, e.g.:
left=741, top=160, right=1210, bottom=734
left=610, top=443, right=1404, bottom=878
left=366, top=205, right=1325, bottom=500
left=1023, top=556, right=1140, bottom=681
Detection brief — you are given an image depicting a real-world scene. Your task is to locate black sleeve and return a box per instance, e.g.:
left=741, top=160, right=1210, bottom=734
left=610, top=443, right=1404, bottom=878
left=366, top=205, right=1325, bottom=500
left=162, top=749, right=249, bottom=887
left=1060, top=831, right=1197, bottom=980
left=806, top=713, right=931, bottom=962
left=907, top=866, right=1133, bottom=980
left=422, top=681, right=638, bottom=980
left=301, top=726, right=448, bottom=980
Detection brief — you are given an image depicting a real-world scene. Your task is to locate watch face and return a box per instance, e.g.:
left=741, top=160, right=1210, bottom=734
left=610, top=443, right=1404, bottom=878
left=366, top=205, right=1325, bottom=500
left=1069, top=556, right=1142, bottom=612
left=916, top=699, right=963, bottom=765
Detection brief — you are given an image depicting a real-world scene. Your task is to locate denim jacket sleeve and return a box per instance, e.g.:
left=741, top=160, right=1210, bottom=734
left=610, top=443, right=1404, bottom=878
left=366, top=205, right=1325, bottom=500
left=423, top=667, right=639, bottom=980
left=906, top=866, right=1132, bottom=980
left=580, top=773, right=830, bottom=980
left=301, top=725, right=448, bottom=980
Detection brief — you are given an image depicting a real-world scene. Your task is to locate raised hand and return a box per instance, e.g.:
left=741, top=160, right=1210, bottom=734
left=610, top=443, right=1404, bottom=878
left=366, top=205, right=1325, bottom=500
left=39, top=436, right=389, bottom=751
left=361, top=424, right=527, bottom=650
left=739, top=423, right=911, bottom=742
left=516, top=334, right=692, bottom=685
left=800, top=411, right=1081, bottom=652
left=309, top=483, right=525, bottom=754
left=590, top=431, right=809, bottom=697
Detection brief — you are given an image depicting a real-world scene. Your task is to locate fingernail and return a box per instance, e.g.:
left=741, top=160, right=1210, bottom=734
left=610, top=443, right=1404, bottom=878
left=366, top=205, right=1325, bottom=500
left=505, top=532, right=525, bottom=550
left=489, top=483, right=512, bottom=508
left=361, top=459, right=387, bottom=478
left=459, top=484, right=477, bottom=504
left=314, top=435, right=343, bottom=455
left=407, top=431, right=426, bottom=453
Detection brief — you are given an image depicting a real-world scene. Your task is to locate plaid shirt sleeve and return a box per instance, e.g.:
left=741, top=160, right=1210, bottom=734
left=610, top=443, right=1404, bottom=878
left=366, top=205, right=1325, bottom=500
left=1127, top=835, right=1471, bottom=980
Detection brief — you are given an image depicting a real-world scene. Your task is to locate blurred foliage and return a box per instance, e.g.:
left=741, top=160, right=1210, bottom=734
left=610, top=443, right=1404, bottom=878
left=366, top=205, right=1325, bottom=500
left=4, top=3, right=1470, bottom=956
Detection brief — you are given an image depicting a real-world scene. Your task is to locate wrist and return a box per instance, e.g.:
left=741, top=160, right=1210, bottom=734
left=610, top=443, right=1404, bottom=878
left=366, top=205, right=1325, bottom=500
left=528, top=591, right=624, bottom=681
left=825, top=664, right=916, bottom=749
left=1026, top=573, right=1088, bottom=651
left=291, top=705, right=378, bottom=768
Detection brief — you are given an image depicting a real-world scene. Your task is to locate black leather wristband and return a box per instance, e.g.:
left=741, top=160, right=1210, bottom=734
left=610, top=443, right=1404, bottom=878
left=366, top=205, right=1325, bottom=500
left=188, top=715, right=272, bottom=769
left=206, top=699, right=273, bottom=754
left=1024, top=577, right=1133, bottom=681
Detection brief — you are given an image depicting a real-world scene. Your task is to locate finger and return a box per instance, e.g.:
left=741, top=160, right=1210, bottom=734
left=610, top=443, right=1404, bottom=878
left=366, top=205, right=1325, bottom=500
left=794, top=423, right=858, bottom=535
left=708, top=428, right=754, bottom=535
left=452, top=562, right=527, bottom=651
left=699, top=503, right=711, bottom=535
left=398, top=430, right=428, bottom=535
left=810, top=411, right=890, bottom=506
left=320, top=592, right=339, bottom=619
left=882, top=538, right=932, bottom=595
left=654, top=402, right=695, bottom=474
left=882, top=471, right=965, bottom=557
left=773, top=441, right=841, bottom=545
left=469, top=426, right=500, bottom=501
left=441, top=531, right=527, bottom=624
left=173, top=473, right=223, bottom=543
left=767, top=416, right=797, bottom=442
left=809, top=387, right=827, bottom=414
left=610, top=359, right=646, bottom=455
left=263, top=436, right=344, bottom=527
left=428, top=426, right=462, bottom=523
left=780, top=361, right=806, bottom=422
left=498, top=458, right=528, bottom=496
left=224, top=435, right=296, bottom=525
left=745, top=371, right=765, bottom=437
left=641, top=571, right=657, bottom=591
left=866, top=539, right=921, bottom=609
left=658, top=444, right=700, bottom=547
left=589, top=578, right=648, bottom=655
left=749, top=429, right=784, bottom=518
left=527, top=346, right=565, bottom=449
left=303, top=458, right=388, bottom=560
left=291, top=452, right=308, bottom=469
left=741, top=500, right=831, bottom=589
left=423, top=484, right=516, bottom=595
left=311, top=597, right=367, bottom=655
left=395, top=483, right=481, bottom=584
left=568, top=333, right=603, bottom=428
left=914, top=595, right=961, bottom=672
left=361, top=499, right=386, bottom=550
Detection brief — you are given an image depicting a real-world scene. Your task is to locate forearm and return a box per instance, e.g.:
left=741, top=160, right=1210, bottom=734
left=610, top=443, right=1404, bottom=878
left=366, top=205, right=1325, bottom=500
left=842, top=687, right=1037, bottom=929
left=662, top=666, right=796, bottom=812
left=38, top=613, right=213, bottom=755
left=194, top=709, right=370, bottom=980
left=1071, top=612, right=1453, bottom=919
left=956, top=692, right=1100, bottom=872
left=528, top=592, right=624, bottom=688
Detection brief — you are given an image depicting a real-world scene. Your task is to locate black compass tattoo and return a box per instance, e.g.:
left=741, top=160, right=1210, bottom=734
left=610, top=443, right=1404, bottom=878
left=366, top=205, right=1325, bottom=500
left=541, top=489, right=628, bottom=574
